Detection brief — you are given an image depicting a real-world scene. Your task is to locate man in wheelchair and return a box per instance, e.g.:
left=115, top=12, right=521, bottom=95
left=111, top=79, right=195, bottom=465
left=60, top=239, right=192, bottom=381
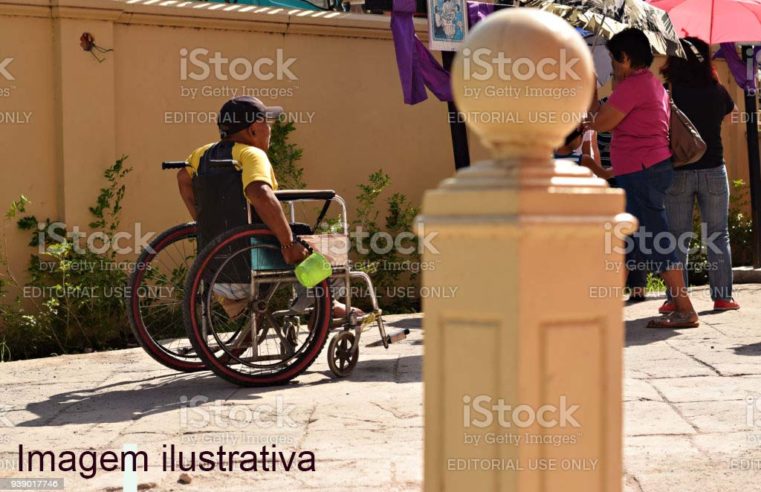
left=176, top=96, right=356, bottom=318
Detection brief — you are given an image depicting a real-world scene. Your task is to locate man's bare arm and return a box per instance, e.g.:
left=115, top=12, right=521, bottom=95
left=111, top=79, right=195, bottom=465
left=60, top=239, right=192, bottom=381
left=245, top=181, right=308, bottom=264
left=177, top=169, right=197, bottom=221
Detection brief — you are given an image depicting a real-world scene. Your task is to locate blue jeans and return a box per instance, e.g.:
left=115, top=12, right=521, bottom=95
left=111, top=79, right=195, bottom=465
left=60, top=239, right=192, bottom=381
left=608, top=177, right=647, bottom=289
left=616, top=159, right=681, bottom=275
left=664, top=165, right=734, bottom=301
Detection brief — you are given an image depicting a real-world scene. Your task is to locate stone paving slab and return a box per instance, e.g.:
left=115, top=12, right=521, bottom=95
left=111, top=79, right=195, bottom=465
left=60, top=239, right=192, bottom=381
left=0, top=314, right=424, bottom=491
left=1, top=285, right=760, bottom=491
left=623, top=284, right=761, bottom=491
left=624, top=401, right=695, bottom=436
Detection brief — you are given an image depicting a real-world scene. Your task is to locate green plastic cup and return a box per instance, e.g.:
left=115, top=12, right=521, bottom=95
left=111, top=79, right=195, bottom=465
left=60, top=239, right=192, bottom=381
left=295, top=252, right=332, bottom=288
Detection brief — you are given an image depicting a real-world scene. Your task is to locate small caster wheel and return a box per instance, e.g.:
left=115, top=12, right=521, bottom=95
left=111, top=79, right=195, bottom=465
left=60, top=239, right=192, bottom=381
left=328, top=331, right=358, bottom=377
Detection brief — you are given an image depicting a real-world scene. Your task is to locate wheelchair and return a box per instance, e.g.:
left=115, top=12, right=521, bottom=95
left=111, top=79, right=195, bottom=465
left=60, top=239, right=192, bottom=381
left=127, top=160, right=408, bottom=387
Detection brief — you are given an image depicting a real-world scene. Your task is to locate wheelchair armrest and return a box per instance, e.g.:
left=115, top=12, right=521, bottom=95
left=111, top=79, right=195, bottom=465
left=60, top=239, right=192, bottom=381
left=248, top=222, right=313, bottom=235
left=274, top=190, right=336, bottom=201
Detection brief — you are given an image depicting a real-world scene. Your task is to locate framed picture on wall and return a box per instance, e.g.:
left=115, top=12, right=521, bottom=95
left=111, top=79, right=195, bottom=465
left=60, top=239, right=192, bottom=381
left=427, top=0, right=468, bottom=51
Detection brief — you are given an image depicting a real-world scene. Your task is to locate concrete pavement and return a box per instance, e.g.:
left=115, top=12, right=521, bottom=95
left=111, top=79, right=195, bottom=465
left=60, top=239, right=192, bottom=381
left=0, top=314, right=423, bottom=491
left=1, top=285, right=761, bottom=491
left=623, top=284, right=761, bottom=492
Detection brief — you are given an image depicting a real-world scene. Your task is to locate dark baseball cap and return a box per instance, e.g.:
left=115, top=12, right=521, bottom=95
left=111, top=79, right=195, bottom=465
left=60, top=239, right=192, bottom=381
left=217, top=96, right=283, bottom=138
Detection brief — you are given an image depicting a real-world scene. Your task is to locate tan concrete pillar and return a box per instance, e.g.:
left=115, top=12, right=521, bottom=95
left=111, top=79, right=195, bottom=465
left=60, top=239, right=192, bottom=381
left=417, top=9, right=636, bottom=492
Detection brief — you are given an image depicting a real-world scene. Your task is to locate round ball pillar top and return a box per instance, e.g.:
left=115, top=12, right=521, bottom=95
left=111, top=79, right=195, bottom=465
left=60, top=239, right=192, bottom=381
left=451, top=8, right=595, bottom=160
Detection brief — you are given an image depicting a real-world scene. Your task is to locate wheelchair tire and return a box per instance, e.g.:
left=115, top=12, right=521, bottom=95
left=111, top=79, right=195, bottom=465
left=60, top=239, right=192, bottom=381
left=127, top=222, right=206, bottom=372
left=183, top=225, right=332, bottom=387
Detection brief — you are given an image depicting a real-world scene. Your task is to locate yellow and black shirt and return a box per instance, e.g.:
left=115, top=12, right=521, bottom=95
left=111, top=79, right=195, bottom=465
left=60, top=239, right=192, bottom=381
left=186, top=141, right=278, bottom=194
left=186, top=140, right=278, bottom=254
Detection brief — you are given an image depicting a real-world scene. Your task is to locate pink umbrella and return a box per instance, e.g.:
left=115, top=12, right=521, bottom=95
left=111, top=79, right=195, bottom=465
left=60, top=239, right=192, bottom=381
left=648, top=0, right=761, bottom=44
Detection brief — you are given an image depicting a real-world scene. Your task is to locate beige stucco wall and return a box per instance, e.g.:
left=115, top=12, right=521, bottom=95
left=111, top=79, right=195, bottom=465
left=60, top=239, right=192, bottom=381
left=0, top=0, right=461, bottom=291
left=0, top=0, right=753, bottom=294
left=715, top=60, right=752, bottom=190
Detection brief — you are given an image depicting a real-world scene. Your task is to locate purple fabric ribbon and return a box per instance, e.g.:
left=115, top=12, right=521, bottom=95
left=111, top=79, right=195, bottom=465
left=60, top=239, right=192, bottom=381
left=467, top=1, right=494, bottom=29
left=390, top=0, right=453, bottom=104
left=714, top=43, right=760, bottom=93
left=390, top=0, right=496, bottom=105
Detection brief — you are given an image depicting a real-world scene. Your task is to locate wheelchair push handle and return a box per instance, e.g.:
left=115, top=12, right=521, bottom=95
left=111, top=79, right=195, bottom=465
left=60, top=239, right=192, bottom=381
left=209, top=159, right=240, bottom=170
left=161, top=160, right=239, bottom=170
left=161, top=161, right=188, bottom=170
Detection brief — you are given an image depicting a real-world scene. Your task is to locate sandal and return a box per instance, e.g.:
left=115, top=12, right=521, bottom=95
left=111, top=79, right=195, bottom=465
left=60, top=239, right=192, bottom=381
left=658, top=300, right=675, bottom=314
left=646, top=311, right=699, bottom=329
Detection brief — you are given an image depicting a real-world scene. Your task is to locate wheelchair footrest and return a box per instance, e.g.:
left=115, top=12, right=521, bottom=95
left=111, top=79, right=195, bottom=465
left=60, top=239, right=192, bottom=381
left=366, top=328, right=410, bottom=348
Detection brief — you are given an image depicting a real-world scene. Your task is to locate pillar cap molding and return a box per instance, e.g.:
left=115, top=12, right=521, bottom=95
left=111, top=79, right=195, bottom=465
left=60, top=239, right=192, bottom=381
left=415, top=213, right=637, bottom=237
left=439, top=159, right=609, bottom=191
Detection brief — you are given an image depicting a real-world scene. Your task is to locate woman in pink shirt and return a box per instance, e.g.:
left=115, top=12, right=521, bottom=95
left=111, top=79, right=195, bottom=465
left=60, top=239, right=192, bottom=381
left=589, top=28, right=699, bottom=329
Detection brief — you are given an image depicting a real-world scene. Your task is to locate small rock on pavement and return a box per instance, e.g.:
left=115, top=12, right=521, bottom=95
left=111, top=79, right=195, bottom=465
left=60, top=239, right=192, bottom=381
left=178, top=473, right=192, bottom=485
left=105, top=484, right=156, bottom=492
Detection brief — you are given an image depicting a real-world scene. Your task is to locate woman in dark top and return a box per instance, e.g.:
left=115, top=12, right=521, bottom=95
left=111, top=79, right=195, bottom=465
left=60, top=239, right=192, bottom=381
left=660, top=37, right=740, bottom=312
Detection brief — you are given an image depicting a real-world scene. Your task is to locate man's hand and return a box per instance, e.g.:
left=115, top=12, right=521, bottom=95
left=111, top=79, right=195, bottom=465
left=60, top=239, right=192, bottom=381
left=282, top=242, right=309, bottom=265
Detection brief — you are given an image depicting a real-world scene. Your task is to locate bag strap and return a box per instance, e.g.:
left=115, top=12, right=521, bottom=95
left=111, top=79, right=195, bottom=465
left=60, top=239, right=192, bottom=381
left=296, top=237, right=314, bottom=254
